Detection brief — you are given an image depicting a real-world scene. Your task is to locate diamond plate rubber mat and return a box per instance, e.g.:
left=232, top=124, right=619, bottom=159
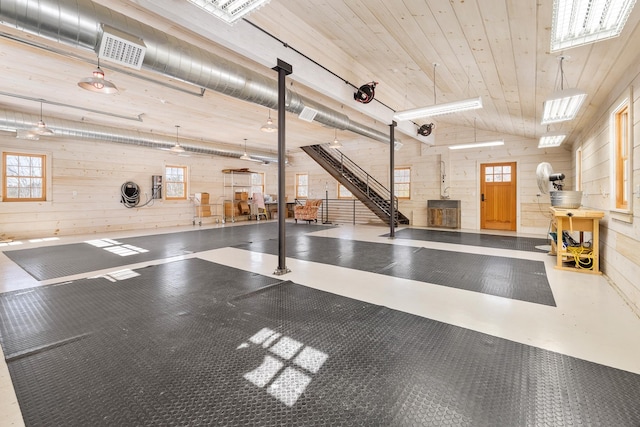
left=385, top=228, right=549, bottom=252
left=239, top=236, right=555, bottom=306
left=3, top=223, right=331, bottom=281
left=0, top=260, right=638, bottom=426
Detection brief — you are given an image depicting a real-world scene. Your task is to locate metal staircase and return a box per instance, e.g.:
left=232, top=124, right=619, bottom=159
left=301, top=145, right=410, bottom=226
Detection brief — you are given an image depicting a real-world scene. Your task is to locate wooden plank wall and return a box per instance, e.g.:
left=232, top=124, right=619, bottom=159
left=286, top=126, right=571, bottom=234
left=574, top=59, right=640, bottom=316
left=3, top=121, right=571, bottom=241
left=0, top=137, right=275, bottom=240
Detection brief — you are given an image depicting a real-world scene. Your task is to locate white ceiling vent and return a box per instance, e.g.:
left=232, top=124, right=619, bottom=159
left=187, top=0, right=271, bottom=24
left=298, top=106, right=318, bottom=122
left=98, top=25, right=146, bottom=70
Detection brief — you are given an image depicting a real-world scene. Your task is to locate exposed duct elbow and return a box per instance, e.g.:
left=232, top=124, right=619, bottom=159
left=0, top=0, right=398, bottom=145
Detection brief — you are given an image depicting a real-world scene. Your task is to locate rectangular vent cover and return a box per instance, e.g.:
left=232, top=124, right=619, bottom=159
left=98, top=25, right=146, bottom=70
left=298, top=106, right=318, bottom=122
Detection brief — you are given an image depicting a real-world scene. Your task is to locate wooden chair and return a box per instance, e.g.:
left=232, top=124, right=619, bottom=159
left=294, top=199, right=322, bottom=223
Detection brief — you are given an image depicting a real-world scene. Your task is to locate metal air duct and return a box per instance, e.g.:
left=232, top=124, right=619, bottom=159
left=0, top=0, right=396, bottom=144
left=0, top=108, right=281, bottom=163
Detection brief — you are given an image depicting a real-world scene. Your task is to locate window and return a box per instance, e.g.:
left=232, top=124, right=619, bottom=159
left=575, top=147, right=582, bottom=191
left=296, top=173, right=308, bottom=199
left=338, top=183, right=353, bottom=199
left=165, top=165, right=187, bottom=200
left=394, top=167, right=411, bottom=199
left=251, top=172, right=264, bottom=197
left=484, top=165, right=512, bottom=183
left=614, top=103, right=631, bottom=210
left=3, top=152, right=46, bottom=201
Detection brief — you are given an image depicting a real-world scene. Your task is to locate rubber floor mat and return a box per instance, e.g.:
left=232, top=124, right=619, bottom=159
left=385, top=228, right=549, bottom=252
left=239, top=236, right=556, bottom=306
left=0, top=259, right=638, bottom=426
left=3, top=223, right=331, bottom=281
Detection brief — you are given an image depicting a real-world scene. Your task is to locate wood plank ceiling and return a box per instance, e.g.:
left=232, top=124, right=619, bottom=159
left=1, top=0, right=639, bottom=154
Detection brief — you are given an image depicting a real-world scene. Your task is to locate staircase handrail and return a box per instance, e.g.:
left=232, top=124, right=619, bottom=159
left=317, top=146, right=396, bottom=204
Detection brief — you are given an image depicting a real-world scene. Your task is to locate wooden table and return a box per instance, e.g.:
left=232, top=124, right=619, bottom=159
left=549, top=207, right=605, bottom=274
left=265, top=202, right=295, bottom=219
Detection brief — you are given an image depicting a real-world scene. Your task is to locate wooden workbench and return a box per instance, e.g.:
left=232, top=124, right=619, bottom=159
left=549, top=207, right=605, bottom=274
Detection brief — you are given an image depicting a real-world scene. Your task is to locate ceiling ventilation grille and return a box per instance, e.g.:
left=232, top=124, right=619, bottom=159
left=187, top=0, right=271, bottom=24
left=298, top=106, right=318, bottom=122
left=98, top=25, right=146, bottom=70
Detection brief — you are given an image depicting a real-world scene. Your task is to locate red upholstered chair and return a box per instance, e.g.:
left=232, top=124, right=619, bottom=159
left=294, top=199, right=322, bottom=223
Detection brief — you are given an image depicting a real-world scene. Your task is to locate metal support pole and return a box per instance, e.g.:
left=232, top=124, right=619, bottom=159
left=389, top=121, right=397, bottom=238
left=273, top=59, right=292, bottom=275
left=323, top=187, right=331, bottom=224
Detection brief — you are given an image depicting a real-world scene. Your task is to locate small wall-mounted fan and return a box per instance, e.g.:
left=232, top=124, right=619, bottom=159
left=354, top=82, right=377, bottom=104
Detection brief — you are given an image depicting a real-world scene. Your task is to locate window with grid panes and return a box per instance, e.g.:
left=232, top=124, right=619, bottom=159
left=251, top=172, right=264, bottom=197
left=296, top=173, right=308, bottom=199
left=3, top=152, right=46, bottom=201
left=484, top=165, right=512, bottom=183
left=394, top=167, right=411, bottom=199
left=614, top=103, right=631, bottom=210
left=165, top=165, right=187, bottom=200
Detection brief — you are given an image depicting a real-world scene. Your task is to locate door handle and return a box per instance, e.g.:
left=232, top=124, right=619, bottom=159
left=481, top=193, right=485, bottom=202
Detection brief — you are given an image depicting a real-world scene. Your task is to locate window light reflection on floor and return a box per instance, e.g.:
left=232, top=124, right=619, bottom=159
left=238, top=327, right=328, bottom=407
left=85, top=239, right=149, bottom=256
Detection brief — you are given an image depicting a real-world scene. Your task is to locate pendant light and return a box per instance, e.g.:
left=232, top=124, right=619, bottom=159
left=240, top=138, right=251, bottom=160
left=538, top=125, right=566, bottom=148
left=448, top=118, right=504, bottom=150
left=393, top=63, right=482, bottom=121
left=170, top=125, right=185, bottom=153
left=541, top=56, right=586, bottom=125
left=329, top=129, right=342, bottom=148
left=78, top=58, right=118, bottom=94
left=34, top=101, right=54, bottom=136
left=260, top=110, right=277, bottom=133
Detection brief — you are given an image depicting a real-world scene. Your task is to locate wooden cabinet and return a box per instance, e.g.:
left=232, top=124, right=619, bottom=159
left=427, top=200, right=461, bottom=229
left=549, top=207, right=604, bottom=274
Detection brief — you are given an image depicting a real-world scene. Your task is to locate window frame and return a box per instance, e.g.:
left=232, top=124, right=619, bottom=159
left=165, top=165, right=188, bottom=201
left=251, top=172, right=265, bottom=197
left=337, top=182, right=354, bottom=199
left=575, top=146, right=583, bottom=191
left=295, top=173, right=308, bottom=199
left=613, top=102, right=631, bottom=211
left=2, top=151, right=47, bottom=202
left=394, top=167, right=411, bottom=200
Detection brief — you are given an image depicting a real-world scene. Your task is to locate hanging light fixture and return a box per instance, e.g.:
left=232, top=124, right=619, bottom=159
left=393, top=63, right=482, bottom=121
left=329, top=129, right=342, bottom=148
left=240, top=138, right=252, bottom=160
left=78, top=58, right=118, bottom=94
left=551, top=0, right=638, bottom=52
left=34, top=100, right=53, bottom=136
left=170, top=125, right=185, bottom=153
left=449, top=118, right=503, bottom=150
left=538, top=130, right=567, bottom=148
left=260, top=110, right=277, bottom=133
left=541, top=57, right=587, bottom=125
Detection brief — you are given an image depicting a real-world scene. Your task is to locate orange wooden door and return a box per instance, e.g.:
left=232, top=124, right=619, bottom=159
left=480, top=162, right=517, bottom=231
